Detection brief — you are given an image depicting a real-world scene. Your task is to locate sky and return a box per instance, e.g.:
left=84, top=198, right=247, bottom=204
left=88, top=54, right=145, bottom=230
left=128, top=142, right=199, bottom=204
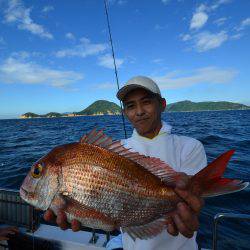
left=0, top=0, right=250, bottom=118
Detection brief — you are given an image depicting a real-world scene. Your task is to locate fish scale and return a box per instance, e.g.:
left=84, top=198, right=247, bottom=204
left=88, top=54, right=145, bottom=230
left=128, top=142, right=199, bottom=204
left=59, top=151, right=173, bottom=226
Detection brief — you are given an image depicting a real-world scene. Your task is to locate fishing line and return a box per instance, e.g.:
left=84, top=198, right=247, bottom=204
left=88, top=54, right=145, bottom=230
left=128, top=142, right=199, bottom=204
left=103, top=0, right=127, bottom=139
left=31, top=4, right=126, bottom=250
left=32, top=210, right=35, bottom=250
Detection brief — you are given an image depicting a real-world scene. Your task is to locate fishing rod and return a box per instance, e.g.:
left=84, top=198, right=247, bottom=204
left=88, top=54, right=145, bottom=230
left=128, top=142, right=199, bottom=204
left=29, top=3, right=127, bottom=249
left=103, top=0, right=127, bottom=139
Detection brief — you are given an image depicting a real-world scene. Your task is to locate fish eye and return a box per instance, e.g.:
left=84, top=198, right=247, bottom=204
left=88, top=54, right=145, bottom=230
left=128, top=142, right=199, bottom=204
left=31, top=163, right=43, bottom=178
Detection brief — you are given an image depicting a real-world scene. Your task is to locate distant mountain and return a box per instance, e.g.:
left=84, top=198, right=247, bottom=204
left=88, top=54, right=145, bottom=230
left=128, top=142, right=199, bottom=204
left=20, top=112, right=40, bottom=118
left=20, top=100, right=249, bottom=119
left=45, top=112, right=63, bottom=118
left=75, top=100, right=121, bottom=115
left=165, top=100, right=250, bottom=112
left=20, top=112, right=63, bottom=118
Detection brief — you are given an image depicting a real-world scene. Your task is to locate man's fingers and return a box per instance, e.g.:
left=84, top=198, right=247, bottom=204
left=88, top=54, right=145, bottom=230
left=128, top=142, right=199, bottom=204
left=56, top=211, right=69, bottom=230
left=175, top=173, right=190, bottom=189
left=173, top=214, right=194, bottom=238
left=10, top=227, right=19, bottom=234
left=43, top=209, right=81, bottom=232
left=5, top=229, right=18, bottom=235
left=177, top=202, right=199, bottom=231
left=3, top=227, right=19, bottom=234
left=71, top=219, right=81, bottom=232
left=175, top=188, right=204, bottom=213
left=44, top=209, right=56, bottom=222
left=165, top=217, right=178, bottom=236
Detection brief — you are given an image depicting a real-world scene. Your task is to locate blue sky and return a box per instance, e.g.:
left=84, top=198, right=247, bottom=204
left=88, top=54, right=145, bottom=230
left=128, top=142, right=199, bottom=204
left=0, top=0, right=250, bottom=118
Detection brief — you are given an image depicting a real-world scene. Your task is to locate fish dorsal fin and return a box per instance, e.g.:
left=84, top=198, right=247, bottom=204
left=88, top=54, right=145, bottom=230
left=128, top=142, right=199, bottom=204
left=122, top=217, right=167, bottom=240
left=80, top=129, right=113, bottom=148
left=80, top=129, right=181, bottom=186
left=133, top=155, right=180, bottom=186
left=108, top=142, right=181, bottom=186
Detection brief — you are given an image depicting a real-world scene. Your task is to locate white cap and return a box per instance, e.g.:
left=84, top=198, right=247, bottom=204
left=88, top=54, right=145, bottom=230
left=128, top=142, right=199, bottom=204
left=117, top=76, right=161, bottom=101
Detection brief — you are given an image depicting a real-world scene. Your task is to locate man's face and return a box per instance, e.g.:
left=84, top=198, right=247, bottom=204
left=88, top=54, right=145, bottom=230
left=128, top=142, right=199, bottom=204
left=123, top=88, right=165, bottom=138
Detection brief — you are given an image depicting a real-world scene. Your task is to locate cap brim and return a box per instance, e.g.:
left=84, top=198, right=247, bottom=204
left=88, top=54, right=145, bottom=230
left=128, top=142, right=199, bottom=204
left=117, top=84, right=153, bottom=101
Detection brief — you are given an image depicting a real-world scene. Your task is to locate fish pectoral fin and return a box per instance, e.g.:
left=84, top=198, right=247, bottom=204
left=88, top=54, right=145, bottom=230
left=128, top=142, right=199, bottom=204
left=50, top=194, right=67, bottom=215
left=122, top=217, right=167, bottom=240
left=62, top=196, right=116, bottom=231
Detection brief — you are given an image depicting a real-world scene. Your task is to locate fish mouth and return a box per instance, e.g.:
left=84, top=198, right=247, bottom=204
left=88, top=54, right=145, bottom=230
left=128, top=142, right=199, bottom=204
left=20, top=187, right=32, bottom=199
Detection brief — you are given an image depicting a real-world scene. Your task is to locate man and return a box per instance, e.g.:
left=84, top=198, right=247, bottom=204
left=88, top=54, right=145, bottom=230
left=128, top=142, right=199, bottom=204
left=44, top=76, right=206, bottom=250
left=106, top=76, right=206, bottom=250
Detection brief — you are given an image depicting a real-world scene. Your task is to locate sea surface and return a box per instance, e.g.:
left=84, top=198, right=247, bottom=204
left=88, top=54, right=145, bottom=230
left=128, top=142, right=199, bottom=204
left=0, top=110, right=249, bottom=249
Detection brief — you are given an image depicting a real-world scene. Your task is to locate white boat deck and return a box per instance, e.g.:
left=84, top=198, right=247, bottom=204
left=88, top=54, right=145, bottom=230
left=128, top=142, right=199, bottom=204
left=1, top=224, right=109, bottom=250
left=28, top=224, right=108, bottom=249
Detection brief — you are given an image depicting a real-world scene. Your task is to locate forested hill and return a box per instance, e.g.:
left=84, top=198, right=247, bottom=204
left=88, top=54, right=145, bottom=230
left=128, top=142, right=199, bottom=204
left=20, top=112, right=63, bottom=118
left=165, top=100, right=250, bottom=112
left=20, top=100, right=249, bottom=118
left=75, top=100, right=120, bottom=115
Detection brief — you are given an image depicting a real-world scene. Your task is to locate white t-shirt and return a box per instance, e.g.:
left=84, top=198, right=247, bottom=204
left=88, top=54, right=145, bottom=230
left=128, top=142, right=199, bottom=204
left=106, top=121, right=207, bottom=250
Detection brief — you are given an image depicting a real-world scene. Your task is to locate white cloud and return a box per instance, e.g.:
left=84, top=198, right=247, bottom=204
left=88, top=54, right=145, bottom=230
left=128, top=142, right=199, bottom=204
left=42, top=5, right=54, bottom=13
left=180, top=34, right=192, bottom=41
left=0, top=36, right=6, bottom=49
left=196, top=4, right=208, bottom=12
left=187, top=1, right=232, bottom=31
left=10, top=51, right=30, bottom=59
left=182, top=31, right=228, bottom=52
left=190, top=11, right=208, bottom=30
left=108, top=0, right=127, bottom=5
left=154, top=24, right=167, bottom=31
left=118, top=0, right=127, bottom=5
left=241, top=18, right=250, bottom=27
left=189, top=0, right=231, bottom=28
left=55, top=37, right=107, bottom=58
left=0, top=57, right=83, bottom=87
left=211, top=0, right=232, bottom=10
left=194, top=31, right=228, bottom=52
left=152, top=58, right=164, bottom=64
left=183, top=2, right=241, bottom=51
left=10, top=50, right=43, bottom=59
left=95, top=82, right=115, bottom=90
left=153, top=67, right=237, bottom=90
left=193, top=0, right=231, bottom=12
left=65, top=32, right=75, bottom=40
left=230, top=33, right=243, bottom=40
left=3, top=0, right=53, bottom=39
left=214, top=17, right=227, bottom=26
left=0, top=36, right=6, bottom=45
left=237, top=17, right=250, bottom=31
left=161, top=0, right=170, bottom=5
left=98, top=54, right=124, bottom=69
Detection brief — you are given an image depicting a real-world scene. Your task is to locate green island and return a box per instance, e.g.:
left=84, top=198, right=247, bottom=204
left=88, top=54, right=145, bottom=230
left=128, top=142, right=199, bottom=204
left=20, top=100, right=121, bottom=118
left=20, top=100, right=250, bottom=118
left=165, top=100, right=250, bottom=112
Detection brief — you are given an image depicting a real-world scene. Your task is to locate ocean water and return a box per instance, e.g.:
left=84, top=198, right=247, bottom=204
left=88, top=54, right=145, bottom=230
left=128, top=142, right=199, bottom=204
left=0, top=110, right=249, bottom=249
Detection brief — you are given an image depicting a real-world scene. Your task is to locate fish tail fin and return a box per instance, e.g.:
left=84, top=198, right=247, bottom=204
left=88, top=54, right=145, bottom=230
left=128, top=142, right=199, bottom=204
left=190, top=150, right=249, bottom=197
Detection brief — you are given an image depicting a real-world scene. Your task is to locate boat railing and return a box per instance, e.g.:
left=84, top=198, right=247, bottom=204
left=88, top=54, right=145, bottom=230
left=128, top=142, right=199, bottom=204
left=0, top=188, right=116, bottom=248
left=213, top=212, right=250, bottom=250
left=0, top=188, right=39, bottom=232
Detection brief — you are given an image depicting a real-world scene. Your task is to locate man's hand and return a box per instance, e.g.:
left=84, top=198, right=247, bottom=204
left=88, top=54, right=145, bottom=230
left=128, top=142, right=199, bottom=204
left=0, top=226, right=19, bottom=241
left=166, top=173, right=204, bottom=238
left=43, top=209, right=81, bottom=232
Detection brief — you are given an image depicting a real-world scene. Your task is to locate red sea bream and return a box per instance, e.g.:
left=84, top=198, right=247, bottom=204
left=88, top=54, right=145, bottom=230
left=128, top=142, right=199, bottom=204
left=20, top=129, right=248, bottom=239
